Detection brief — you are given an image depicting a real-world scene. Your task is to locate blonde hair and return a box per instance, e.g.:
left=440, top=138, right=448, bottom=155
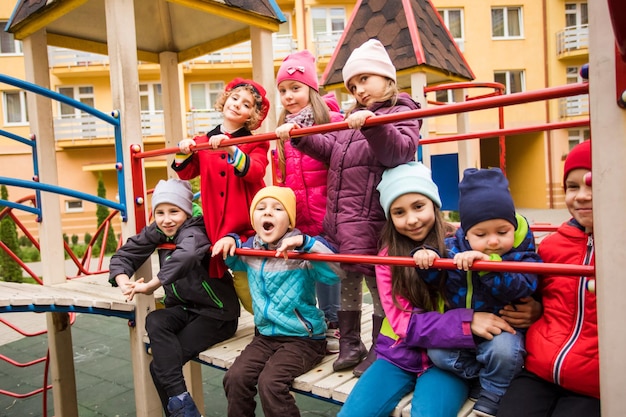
left=275, top=89, right=331, bottom=183
left=215, top=85, right=264, bottom=131
left=345, top=78, right=398, bottom=116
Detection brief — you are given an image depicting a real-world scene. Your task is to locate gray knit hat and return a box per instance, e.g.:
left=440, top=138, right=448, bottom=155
left=151, top=179, right=193, bottom=216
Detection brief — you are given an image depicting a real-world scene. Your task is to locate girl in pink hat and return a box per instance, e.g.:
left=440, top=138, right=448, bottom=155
left=274, top=50, right=344, bottom=353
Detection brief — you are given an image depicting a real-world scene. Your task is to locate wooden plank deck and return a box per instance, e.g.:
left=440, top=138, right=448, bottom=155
left=0, top=279, right=473, bottom=416
left=0, top=275, right=135, bottom=319
left=195, top=303, right=473, bottom=416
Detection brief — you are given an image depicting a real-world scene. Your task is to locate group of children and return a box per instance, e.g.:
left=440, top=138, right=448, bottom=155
left=108, top=37, right=599, bottom=417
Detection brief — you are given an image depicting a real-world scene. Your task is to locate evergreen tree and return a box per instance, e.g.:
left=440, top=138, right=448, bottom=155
left=0, top=185, right=23, bottom=282
left=95, top=173, right=118, bottom=254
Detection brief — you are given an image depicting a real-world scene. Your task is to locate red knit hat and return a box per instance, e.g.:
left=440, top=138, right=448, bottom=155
left=563, top=140, right=591, bottom=188
left=276, top=50, right=319, bottom=92
left=225, top=78, right=270, bottom=130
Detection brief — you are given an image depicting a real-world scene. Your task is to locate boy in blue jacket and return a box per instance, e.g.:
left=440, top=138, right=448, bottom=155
left=414, top=168, right=541, bottom=417
left=109, top=179, right=239, bottom=417
left=212, top=186, right=340, bottom=417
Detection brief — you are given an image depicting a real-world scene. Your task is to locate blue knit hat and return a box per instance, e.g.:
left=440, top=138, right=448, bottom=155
left=377, top=162, right=442, bottom=218
left=458, top=168, right=517, bottom=232
left=151, top=179, right=193, bottom=216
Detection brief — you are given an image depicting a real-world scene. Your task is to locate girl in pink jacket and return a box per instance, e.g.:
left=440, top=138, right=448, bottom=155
left=274, top=50, right=343, bottom=351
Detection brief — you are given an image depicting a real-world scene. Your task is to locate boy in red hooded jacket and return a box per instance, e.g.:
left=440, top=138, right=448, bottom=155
left=498, top=140, right=599, bottom=417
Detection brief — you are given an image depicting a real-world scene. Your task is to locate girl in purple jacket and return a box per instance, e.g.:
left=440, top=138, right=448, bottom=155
left=290, top=39, right=421, bottom=376
left=274, top=50, right=344, bottom=351
left=339, top=162, right=517, bottom=417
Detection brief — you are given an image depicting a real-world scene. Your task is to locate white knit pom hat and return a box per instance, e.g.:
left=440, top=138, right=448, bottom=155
left=342, top=39, right=396, bottom=89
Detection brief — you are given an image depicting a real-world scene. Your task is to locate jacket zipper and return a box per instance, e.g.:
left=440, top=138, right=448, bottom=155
left=551, top=234, right=594, bottom=385
left=294, top=308, right=314, bottom=337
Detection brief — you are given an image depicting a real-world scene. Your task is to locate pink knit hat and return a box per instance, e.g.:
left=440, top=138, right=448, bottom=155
left=342, top=39, right=396, bottom=89
left=276, top=50, right=319, bottom=92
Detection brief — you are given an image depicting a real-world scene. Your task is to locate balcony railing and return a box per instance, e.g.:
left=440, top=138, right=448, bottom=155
left=559, top=95, right=589, bottom=118
left=313, top=30, right=344, bottom=58
left=556, top=25, right=589, bottom=56
left=184, top=34, right=296, bottom=66
left=48, top=34, right=297, bottom=68
left=53, top=111, right=224, bottom=141
left=49, top=48, right=110, bottom=68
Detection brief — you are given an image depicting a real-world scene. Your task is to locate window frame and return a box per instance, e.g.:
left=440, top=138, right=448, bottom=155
left=438, top=8, right=465, bottom=51
left=0, top=21, right=22, bottom=55
left=65, top=200, right=84, bottom=213
left=189, top=81, right=225, bottom=111
left=2, top=90, right=29, bottom=125
left=494, top=70, right=526, bottom=94
left=491, top=6, right=524, bottom=39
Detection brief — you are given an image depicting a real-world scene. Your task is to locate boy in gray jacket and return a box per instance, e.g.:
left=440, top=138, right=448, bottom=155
left=109, top=178, right=239, bottom=417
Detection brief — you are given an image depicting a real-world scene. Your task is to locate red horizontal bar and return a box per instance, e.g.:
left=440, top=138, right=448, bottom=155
left=133, top=83, right=589, bottom=160
left=420, top=119, right=589, bottom=145
left=231, top=248, right=594, bottom=277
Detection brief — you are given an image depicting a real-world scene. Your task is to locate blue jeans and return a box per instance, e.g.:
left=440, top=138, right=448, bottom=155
left=316, top=281, right=340, bottom=323
left=338, top=359, right=469, bottom=417
left=428, top=330, right=525, bottom=398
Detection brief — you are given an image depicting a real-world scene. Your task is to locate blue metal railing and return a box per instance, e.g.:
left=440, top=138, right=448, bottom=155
left=0, top=74, right=127, bottom=221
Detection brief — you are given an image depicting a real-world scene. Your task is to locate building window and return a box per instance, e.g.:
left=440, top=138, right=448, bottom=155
left=65, top=200, right=84, bottom=213
left=189, top=82, right=225, bottom=110
left=58, top=86, right=95, bottom=116
left=438, top=8, right=465, bottom=51
left=139, top=83, right=163, bottom=112
left=2, top=91, right=28, bottom=124
left=0, top=22, right=22, bottom=54
left=491, top=7, right=523, bottom=39
left=311, top=7, right=345, bottom=36
left=565, top=2, right=588, bottom=28
left=435, top=90, right=454, bottom=104
left=494, top=70, right=525, bottom=94
left=568, top=129, right=590, bottom=150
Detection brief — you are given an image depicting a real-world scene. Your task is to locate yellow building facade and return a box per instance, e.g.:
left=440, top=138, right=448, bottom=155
left=0, top=0, right=588, bottom=241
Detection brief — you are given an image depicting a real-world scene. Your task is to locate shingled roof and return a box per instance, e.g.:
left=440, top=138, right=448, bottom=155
left=321, top=0, right=474, bottom=89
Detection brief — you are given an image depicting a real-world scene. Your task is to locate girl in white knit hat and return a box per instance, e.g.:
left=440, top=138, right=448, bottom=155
left=290, top=38, right=422, bottom=377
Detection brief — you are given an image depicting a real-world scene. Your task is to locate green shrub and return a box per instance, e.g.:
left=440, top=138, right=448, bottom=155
left=19, top=235, right=34, bottom=247
left=84, top=232, right=92, bottom=245
left=20, top=246, right=41, bottom=263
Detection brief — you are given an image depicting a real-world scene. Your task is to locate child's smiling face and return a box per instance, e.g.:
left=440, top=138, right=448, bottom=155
left=223, top=88, right=256, bottom=128
left=565, top=168, right=593, bottom=232
left=252, top=197, right=291, bottom=244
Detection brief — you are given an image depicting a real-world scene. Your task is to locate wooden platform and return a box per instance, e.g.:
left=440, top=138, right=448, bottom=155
left=191, top=303, right=474, bottom=417
left=0, top=278, right=473, bottom=416
left=0, top=275, right=135, bottom=319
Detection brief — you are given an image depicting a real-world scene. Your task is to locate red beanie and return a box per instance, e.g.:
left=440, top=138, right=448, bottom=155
left=225, top=78, right=270, bottom=129
left=276, top=50, right=319, bottom=92
left=563, top=140, right=591, bottom=187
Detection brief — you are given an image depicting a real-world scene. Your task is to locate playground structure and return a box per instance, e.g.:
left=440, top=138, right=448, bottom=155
left=0, top=1, right=625, bottom=417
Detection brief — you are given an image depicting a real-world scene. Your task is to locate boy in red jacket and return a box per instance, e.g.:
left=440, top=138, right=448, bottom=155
left=498, top=140, right=599, bottom=417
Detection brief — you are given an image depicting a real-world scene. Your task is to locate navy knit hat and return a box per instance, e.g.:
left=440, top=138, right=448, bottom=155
left=459, top=168, right=517, bottom=232
left=151, top=179, right=193, bottom=216
left=377, top=162, right=442, bottom=218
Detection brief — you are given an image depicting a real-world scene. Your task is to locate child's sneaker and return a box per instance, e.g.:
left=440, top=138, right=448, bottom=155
left=167, top=392, right=202, bottom=417
left=326, top=322, right=340, bottom=354
left=468, top=379, right=481, bottom=401
left=471, top=390, right=500, bottom=417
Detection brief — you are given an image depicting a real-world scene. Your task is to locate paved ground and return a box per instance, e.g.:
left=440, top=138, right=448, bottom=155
left=0, top=312, right=342, bottom=417
left=0, top=209, right=570, bottom=416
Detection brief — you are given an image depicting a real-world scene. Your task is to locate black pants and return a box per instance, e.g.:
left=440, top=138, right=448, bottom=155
left=497, top=369, right=601, bottom=417
left=146, top=305, right=238, bottom=414
left=223, top=334, right=326, bottom=417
